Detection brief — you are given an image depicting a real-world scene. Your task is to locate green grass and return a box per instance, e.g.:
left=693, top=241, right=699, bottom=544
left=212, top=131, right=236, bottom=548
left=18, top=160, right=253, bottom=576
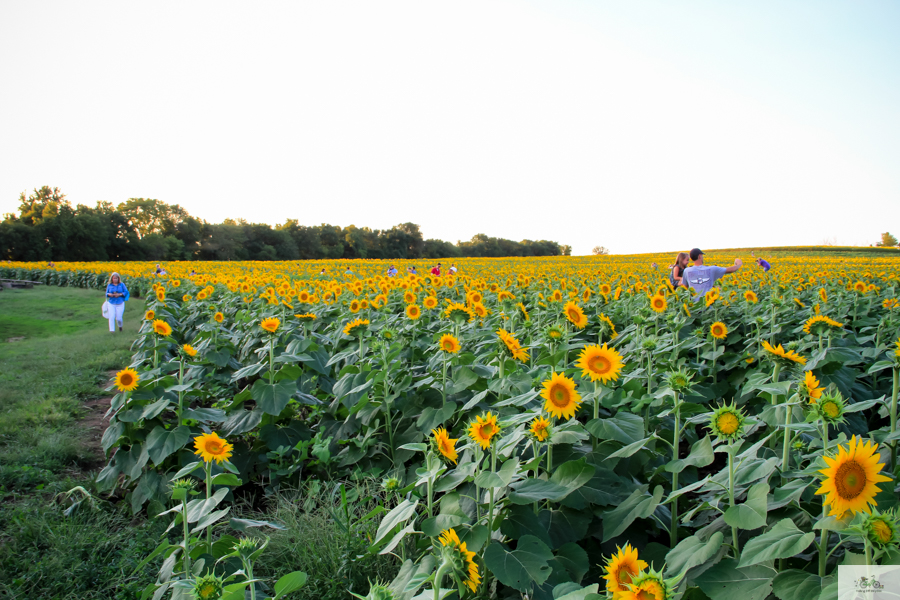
left=0, top=286, right=399, bottom=600
left=0, top=286, right=138, bottom=477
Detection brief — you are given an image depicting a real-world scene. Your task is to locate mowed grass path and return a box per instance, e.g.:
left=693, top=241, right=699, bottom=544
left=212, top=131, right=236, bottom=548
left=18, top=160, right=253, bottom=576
left=0, top=286, right=165, bottom=600
left=0, top=286, right=138, bottom=475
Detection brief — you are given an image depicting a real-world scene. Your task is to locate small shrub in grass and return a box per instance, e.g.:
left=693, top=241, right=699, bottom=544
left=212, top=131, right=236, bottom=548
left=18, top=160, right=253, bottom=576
left=241, top=480, right=401, bottom=600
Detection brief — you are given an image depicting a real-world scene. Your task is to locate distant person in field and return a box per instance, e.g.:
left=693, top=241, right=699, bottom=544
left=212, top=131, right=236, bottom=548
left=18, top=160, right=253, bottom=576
left=681, top=248, right=742, bottom=298
left=387, top=265, right=398, bottom=276
left=756, top=258, right=771, bottom=272
left=155, top=263, right=162, bottom=275
left=449, top=264, right=458, bottom=275
left=669, top=252, right=690, bottom=288
left=431, top=263, right=441, bottom=276
left=105, top=272, right=130, bottom=333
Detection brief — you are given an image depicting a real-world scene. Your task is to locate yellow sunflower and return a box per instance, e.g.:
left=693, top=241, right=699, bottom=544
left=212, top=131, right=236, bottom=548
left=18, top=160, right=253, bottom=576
left=260, top=317, right=280, bottom=333
left=349, top=300, right=361, bottom=313
left=649, top=294, right=667, bottom=313
left=423, top=296, right=438, bottom=309
left=114, top=368, right=140, bottom=392
left=439, top=334, right=461, bottom=353
left=563, top=301, right=588, bottom=329
left=541, top=372, right=582, bottom=420
left=529, top=416, right=551, bottom=442
left=468, top=412, right=500, bottom=449
left=152, top=319, right=173, bottom=337
left=182, top=294, right=192, bottom=302
left=431, top=427, right=458, bottom=464
left=294, top=313, right=317, bottom=322
left=182, top=344, right=198, bottom=357
left=144, top=309, right=155, bottom=320
left=816, top=435, right=892, bottom=517
left=214, top=311, right=224, bottom=323
left=406, top=304, right=421, bottom=320
left=576, top=344, right=624, bottom=384
left=343, top=318, right=370, bottom=337
left=744, top=290, right=758, bottom=303
left=602, top=544, right=648, bottom=599
left=193, top=432, right=234, bottom=464
left=801, top=371, right=823, bottom=402
left=761, top=340, right=806, bottom=365
left=710, top=321, right=728, bottom=340
left=438, top=528, right=481, bottom=593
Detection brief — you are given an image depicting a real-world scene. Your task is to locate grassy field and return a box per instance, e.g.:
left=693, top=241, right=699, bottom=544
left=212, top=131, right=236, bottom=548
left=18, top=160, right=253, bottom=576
left=0, top=286, right=396, bottom=600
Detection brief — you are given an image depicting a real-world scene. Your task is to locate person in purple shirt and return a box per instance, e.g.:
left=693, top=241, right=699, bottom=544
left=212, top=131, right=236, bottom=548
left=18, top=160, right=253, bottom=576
left=756, top=258, right=771, bottom=272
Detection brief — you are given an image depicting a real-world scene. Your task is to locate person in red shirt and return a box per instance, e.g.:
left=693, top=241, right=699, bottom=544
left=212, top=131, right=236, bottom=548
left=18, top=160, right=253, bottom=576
left=430, top=263, right=442, bottom=276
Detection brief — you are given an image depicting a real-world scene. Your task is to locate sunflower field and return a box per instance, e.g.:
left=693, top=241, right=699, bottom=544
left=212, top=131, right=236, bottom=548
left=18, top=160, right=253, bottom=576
left=4, top=251, right=900, bottom=600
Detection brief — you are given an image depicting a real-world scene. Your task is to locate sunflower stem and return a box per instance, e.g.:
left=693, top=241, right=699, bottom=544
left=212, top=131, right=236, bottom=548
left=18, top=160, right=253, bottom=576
left=711, top=338, right=717, bottom=384
left=728, top=442, right=740, bottom=559
left=432, top=563, right=448, bottom=600
left=593, top=381, right=600, bottom=451
left=891, top=366, right=899, bottom=472
left=177, top=358, right=185, bottom=426
left=181, top=496, right=191, bottom=576
left=670, top=392, right=681, bottom=548
left=487, top=444, right=497, bottom=544
left=441, top=353, right=448, bottom=409
left=781, top=399, right=793, bottom=479
left=205, top=461, right=212, bottom=552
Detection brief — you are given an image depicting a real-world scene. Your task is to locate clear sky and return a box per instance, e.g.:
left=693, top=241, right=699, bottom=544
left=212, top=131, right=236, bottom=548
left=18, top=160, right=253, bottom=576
left=1, top=1, right=898, bottom=255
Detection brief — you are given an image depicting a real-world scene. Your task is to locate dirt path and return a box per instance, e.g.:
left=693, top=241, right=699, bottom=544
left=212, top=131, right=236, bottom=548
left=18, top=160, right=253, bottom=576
left=76, top=370, right=117, bottom=468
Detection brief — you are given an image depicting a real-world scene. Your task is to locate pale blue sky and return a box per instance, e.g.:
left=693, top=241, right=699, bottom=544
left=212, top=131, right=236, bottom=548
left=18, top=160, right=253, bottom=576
left=1, top=1, right=897, bottom=254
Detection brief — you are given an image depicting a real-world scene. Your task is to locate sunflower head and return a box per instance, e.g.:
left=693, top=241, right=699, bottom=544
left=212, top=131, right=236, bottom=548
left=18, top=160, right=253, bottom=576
left=602, top=543, right=648, bottom=598
left=529, top=416, right=552, bottom=442
left=144, top=310, right=155, bottom=320
left=114, top=368, right=140, bottom=392
left=406, top=304, right=421, bottom=320
left=599, top=313, right=618, bottom=339
left=445, top=302, right=474, bottom=324
left=381, top=477, right=401, bottom=492
left=710, top=321, right=728, bottom=340
left=260, top=317, right=280, bottom=334
left=665, top=368, right=694, bottom=394
left=863, top=509, right=900, bottom=550
left=170, top=478, right=195, bottom=501
left=816, top=435, right=893, bottom=517
left=708, top=402, right=746, bottom=442
left=563, top=301, right=588, bottom=328
left=152, top=319, right=173, bottom=337
left=649, top=294, right=667, bottom=313
left=193, top=432, right=234, bottom=464
left=800, top=371, right=824, bottom=403
left=641, top=336, right=659, bottom=352
left=622, top=568, right=674, bottom=600
left=540, top=372, right=582, bottom=421
left=343, top=318, right=370, bottom=338
left=744, top=290, right=758, bottom=303
left=182, top=344, right=198, bottom=358
left=431, top=426, right=458, bottom=464
left=439, top=334, right=461, bottom=354
left=294, top=312, right=316, bottom=322
left=191, top=572, right=225, bottom=600
left=468, top=412, right=501, bottom=449
left=547, top=324, right=565, bottom=341
left=423, top=296, right=438, bottom=309
left=761, top=340, right=807, bottom=366
left=815, top=390, right=846, bottom=424
left=576, top=344, right=624, bottom=384
left=437, top=528, right=481, bottom=593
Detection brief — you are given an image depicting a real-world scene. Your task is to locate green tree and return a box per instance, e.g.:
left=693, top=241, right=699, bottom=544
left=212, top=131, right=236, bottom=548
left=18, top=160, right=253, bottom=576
left=876, top=232, right=898, bottom=247
left=117, top=198, right=190, bottom=238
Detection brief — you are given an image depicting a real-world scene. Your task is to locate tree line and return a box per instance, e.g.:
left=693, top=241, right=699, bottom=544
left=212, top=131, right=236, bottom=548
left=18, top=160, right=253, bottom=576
left=0, top=187, right=570, bottom=261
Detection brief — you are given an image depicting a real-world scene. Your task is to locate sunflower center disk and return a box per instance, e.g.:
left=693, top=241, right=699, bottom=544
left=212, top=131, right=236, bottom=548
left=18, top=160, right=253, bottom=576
left=590, top=357, right=611, bottom=375
left=550, top=385, right=570, bottom=408
left=835, top=461, right=866, bottom=499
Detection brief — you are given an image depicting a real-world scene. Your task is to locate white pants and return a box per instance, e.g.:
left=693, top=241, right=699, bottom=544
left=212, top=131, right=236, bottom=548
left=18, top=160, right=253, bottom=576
left=108, top=302, right=125, bottom=331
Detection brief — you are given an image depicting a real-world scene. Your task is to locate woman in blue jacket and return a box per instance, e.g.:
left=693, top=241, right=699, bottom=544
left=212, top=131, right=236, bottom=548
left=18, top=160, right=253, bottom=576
left=106, top=272, right=130, bottom=332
